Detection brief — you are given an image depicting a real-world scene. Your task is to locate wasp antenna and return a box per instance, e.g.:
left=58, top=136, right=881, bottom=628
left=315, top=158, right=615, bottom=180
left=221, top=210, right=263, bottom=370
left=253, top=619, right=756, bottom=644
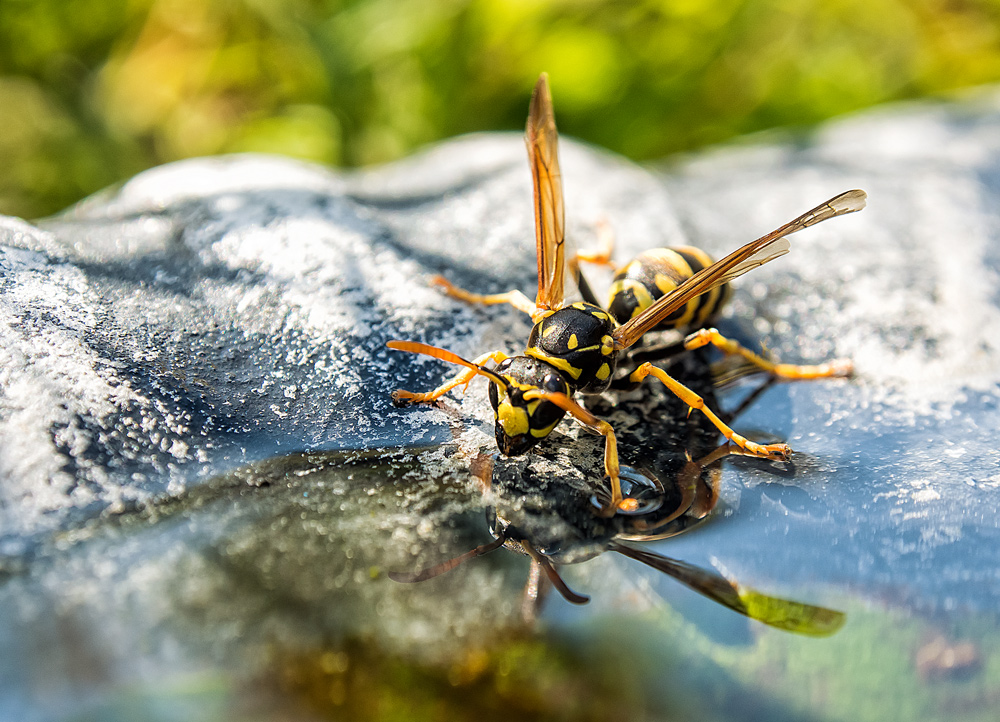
left=522, top=540, right=590, bottom=604
left=386, top=340, right=508, bottom=391
left=388, top=534, right=506, bottom=584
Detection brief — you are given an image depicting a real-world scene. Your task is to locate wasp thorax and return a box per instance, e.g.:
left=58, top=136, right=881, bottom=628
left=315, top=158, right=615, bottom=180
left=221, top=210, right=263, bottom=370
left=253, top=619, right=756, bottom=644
left=488, top=356, right=569, bottom=456
left=525, top=303, right=619, bottom=393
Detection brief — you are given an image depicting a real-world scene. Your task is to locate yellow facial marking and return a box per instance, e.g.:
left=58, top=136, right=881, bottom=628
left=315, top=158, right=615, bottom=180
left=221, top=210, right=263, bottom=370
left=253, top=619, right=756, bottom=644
left=497, top=400, right=529, bottom=437
left=530, top=417, right=560, bottom=438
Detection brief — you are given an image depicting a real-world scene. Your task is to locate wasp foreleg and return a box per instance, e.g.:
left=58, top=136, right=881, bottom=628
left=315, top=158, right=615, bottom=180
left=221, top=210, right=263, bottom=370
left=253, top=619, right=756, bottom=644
left=391, top=349, right=510, bottom=405
left=522, top=389, right=628, bottom=516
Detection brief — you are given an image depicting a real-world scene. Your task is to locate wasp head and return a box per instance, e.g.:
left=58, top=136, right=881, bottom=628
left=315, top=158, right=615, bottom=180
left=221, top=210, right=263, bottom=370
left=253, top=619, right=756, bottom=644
left=488, top=356, right=569, bottom=456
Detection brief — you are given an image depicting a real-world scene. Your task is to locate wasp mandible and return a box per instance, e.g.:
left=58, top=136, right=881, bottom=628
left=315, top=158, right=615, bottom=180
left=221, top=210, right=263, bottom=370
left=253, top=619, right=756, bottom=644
left=388, top=73, right=866, bottom=513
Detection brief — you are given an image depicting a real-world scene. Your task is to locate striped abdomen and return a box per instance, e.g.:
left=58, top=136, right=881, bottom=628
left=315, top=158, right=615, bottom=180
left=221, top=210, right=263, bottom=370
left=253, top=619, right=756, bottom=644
left=607, top=246, right=731, bottom=330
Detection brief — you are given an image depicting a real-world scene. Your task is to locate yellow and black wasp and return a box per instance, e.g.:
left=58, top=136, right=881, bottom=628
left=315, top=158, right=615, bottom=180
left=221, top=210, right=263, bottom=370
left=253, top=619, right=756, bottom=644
left=388, top=73, right=866, bottom=513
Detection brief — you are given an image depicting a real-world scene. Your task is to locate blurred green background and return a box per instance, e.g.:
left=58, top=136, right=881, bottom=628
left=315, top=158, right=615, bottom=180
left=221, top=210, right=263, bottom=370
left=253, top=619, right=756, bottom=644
left=2, top=0, right=1000, bottom=219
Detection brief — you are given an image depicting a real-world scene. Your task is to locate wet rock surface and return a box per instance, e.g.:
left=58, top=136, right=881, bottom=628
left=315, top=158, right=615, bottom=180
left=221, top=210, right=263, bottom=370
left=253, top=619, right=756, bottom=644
left=3, top=90, right=1000, bottom=720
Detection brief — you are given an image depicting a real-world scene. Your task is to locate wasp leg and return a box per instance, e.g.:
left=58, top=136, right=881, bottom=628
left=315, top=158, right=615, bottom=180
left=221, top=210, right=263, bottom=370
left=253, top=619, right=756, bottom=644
left=607, top=339, right=690, bottom=392
left=575, top=269, right=603, bottom=308
left=573, top=217, right=616, bottom=267
left=629, top=362, right=791, bottom=461
left=521, top=558, right=548, bottom=623
left=522, top=390, right=627, bottom=515
left=431, top=276, right=539, bottom=318
left=523, top=540, right=589, bottom=604
left=392, top=350, right=510, bottom=405
left=683, top=328, right=853, bottom=380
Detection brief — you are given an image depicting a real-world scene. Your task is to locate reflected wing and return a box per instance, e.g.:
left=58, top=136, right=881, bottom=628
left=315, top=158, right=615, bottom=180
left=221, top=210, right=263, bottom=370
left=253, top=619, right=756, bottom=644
left=527, top=73, right=570, bottom=310
left=609, top=542, right=845, bottom=636
left=612, top=189, right=867, bottom=350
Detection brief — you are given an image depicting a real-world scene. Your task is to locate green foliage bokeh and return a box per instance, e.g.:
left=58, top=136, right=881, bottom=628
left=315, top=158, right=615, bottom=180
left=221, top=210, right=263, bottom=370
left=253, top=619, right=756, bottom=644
left=2, top=0, right=1000, bottom=218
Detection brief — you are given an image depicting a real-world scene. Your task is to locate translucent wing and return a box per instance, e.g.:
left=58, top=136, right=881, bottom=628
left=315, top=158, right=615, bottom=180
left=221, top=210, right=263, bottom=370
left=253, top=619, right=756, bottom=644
left=613, top=189, right=867, bottom=349
left=527, top=73, right=573, bottom=310
left=609, top=542, right=845, bottom=636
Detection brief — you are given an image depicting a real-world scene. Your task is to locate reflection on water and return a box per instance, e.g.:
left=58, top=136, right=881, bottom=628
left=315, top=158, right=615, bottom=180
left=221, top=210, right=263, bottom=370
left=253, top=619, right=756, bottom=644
left=392, top=442, right=844, bottom=636
left=1, top=430, right=996, bottom=721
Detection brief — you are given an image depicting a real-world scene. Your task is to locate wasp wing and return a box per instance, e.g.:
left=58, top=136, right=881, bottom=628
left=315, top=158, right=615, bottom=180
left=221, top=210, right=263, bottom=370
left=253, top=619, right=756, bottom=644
left=527, top=73, right=574, bottom=310
left=612, top=189, right=867, bottom=349
left=609, top=542, right=845, bottom=636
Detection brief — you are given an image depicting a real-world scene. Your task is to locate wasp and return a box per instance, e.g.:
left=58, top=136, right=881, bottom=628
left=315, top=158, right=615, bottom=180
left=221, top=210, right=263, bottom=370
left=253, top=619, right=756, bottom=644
left=387, top=73, right=866, bottom=513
